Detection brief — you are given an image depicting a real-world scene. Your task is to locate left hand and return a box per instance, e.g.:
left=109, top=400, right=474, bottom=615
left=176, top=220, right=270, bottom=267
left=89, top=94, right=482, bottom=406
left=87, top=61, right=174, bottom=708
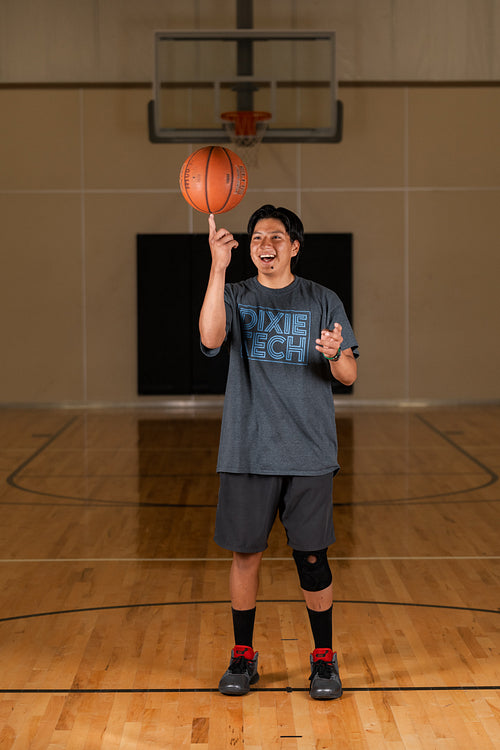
left=315, top=323, right=343, bottom=359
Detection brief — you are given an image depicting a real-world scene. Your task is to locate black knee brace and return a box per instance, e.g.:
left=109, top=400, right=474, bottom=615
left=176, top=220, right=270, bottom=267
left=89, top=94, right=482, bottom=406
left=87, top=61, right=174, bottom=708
left=292, top=548, right=332, bottom=592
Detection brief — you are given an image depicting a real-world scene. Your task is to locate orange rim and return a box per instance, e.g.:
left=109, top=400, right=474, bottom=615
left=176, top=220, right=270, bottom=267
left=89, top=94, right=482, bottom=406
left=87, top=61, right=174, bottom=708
left=220, top=111, right=272, bottom=137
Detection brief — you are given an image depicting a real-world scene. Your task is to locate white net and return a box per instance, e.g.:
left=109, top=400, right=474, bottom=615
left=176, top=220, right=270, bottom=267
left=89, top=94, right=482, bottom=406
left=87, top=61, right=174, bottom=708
left=221, top=111, right=271, bottom=167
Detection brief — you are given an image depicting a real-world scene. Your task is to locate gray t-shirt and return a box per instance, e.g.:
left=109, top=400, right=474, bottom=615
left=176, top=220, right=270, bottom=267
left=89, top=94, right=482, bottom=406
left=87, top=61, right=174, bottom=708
left=202, top=275, right=359, bottom=476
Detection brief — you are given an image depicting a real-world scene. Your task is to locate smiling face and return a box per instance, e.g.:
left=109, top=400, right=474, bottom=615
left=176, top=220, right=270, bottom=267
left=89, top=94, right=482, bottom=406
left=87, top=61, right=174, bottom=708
left=249, top=218, right=300, bottom=288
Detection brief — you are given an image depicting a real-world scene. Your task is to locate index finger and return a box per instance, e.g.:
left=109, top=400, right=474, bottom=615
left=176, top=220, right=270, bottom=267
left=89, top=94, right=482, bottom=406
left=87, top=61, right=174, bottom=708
left=208, top=213, right=217, bottom=237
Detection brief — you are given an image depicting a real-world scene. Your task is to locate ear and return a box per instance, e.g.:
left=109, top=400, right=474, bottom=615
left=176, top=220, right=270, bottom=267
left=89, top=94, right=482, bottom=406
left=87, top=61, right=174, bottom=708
left=291, top=240, right=300, bottom=256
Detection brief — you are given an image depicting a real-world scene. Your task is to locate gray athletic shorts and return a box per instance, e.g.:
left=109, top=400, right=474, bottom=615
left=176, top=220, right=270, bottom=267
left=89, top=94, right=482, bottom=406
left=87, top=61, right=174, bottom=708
left=214, top=472, right=336, bottom=554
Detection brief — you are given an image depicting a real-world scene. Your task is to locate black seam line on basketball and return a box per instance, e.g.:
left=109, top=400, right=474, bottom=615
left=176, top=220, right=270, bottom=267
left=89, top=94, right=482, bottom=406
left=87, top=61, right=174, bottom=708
left=1, top=686, right=499, bottom=694
left=1, top=598, right=498, bottom=625
left=3, top=414, right=499, bottom=510
left=204, top=146, right=215, bottom=213
left=218, top=147, right=234, bottom=213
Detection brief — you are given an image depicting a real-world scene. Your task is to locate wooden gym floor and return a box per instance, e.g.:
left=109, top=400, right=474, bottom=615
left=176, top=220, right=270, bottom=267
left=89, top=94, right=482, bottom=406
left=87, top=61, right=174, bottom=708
left=0, top=404, right=499, bottom=749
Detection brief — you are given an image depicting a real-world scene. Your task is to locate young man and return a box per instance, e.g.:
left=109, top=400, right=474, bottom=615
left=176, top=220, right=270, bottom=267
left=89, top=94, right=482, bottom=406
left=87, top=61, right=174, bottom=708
left=199, top=204, right=358, bottom=700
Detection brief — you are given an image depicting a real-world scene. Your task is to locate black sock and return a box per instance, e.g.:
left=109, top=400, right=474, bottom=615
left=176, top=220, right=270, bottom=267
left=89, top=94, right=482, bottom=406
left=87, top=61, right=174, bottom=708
left=232, top=607, right=256, bottom=649
left=307, top=605, right=333, bottom=650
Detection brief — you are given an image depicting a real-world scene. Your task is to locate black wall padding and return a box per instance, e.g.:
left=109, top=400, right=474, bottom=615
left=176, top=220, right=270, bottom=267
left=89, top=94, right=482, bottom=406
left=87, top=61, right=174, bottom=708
left=137, top=233, right=352, bottom=395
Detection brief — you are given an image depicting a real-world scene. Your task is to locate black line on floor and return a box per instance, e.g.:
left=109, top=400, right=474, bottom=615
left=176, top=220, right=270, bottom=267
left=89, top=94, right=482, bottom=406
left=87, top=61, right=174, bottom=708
left=0, top=685, right=497, bottom=695
left=0, top=598, right=498, bottom=625
left=2, top=413, right=499, bottom=508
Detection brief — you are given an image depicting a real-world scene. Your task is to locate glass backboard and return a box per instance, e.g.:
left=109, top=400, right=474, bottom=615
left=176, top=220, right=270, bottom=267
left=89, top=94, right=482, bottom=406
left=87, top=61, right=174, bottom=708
left=148, top=30, right=342, bottom=144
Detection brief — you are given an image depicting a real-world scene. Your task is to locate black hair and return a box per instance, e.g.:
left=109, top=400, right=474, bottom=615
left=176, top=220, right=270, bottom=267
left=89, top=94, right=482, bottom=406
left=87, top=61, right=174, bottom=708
left=247, top=204, right=304, bottom=267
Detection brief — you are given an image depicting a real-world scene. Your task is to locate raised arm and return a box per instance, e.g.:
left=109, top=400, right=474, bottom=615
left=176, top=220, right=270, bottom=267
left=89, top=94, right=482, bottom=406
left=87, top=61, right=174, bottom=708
left=199, top=213, right=238, bottom=350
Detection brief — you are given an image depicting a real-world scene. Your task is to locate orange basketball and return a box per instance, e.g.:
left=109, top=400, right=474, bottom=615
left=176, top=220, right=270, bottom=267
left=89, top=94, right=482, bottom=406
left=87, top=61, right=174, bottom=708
left=179, top=146, right=248, bottom=214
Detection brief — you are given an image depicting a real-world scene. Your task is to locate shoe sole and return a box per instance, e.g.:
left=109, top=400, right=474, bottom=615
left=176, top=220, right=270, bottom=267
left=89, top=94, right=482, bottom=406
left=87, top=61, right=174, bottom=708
left=310, top=686, right=343, bottom=700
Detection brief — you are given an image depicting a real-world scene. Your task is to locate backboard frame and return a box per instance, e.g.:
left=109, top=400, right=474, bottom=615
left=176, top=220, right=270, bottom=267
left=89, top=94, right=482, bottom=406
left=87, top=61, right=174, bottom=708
left=148, top=30, right=343, bottom=144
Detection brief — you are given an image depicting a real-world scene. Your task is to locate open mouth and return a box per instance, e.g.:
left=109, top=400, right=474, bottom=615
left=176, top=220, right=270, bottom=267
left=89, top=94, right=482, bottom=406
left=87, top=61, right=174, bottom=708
left=259, top=254, right=276, bottom=265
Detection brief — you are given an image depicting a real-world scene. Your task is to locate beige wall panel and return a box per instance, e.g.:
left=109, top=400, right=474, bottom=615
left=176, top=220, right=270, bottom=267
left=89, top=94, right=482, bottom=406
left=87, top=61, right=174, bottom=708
left=391, top=0, right=497, bottom=80
left=97, top=0, right=236, bottom=82
left=84, top=193, right=191, bottom=402
left=0, top=90, right=81, bottom=190
left=190, top=187, right=302, bottom=236
left=83, top=89, right=188, bottom=190
left=254, top=0, right=298, bottom=27
left=1, top=0, right=499, bottom=83
left=0, top=0, right=236, bottom=83
left=409, top=191, right=500, bottom=401
left=294, top=0, right=498, bottom=81
left=301, top=88, right=405, bottom=188
left=293, top=0, right=394, bottom=80
left=494, top=2, right=500, bottom=78
left=0, top=195, right=83, bottom=403
left=0, top=0, right=99, bottom=82
left=246, top=144, right=299, bottom=191
left=409, top=88, right=500, bottom=187
left=191, top=200, right=251, bottom=236
left=194, top=0, right=237, bottom=28
left=301, top=190, right=407, bottom=401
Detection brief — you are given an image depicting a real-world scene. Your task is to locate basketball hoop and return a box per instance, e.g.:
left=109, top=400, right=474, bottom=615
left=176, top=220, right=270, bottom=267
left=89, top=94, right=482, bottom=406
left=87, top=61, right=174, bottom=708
left=221, top=110, right=272, bottom=166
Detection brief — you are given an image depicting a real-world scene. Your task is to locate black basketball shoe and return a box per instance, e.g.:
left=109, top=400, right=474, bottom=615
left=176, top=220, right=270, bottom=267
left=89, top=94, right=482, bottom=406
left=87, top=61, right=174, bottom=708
left=309, top=648, right=343, bottom=700
left=218, top=645, right=260, bottom=696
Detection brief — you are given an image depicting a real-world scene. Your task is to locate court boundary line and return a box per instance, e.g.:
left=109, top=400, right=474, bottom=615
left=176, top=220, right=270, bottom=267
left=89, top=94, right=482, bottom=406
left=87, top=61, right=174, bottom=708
left=1, top=598, right=498, bottom=625
left=0, top=685, right=498, bottom=695
left=1, top=602, right=498, bottom=695
left=3, top=412, right=499, bottom=508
